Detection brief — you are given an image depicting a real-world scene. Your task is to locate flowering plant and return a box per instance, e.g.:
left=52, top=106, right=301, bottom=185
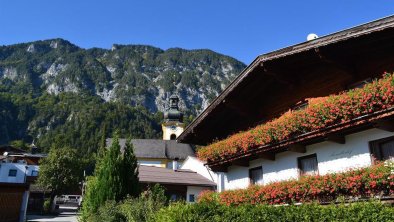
left=199, top=162, right=394, bottom=206
left=197, top=73, right=394, bottom=162
left=197, top=190, right=218, bottom=203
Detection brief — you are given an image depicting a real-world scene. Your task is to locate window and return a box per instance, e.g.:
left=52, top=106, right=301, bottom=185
left=291, top=100, right=308, bottom=111
left=189, top=194, right=195, bottom=203
left=8, top=169, right=17, bottom=177
left=249, top=166, right=263, bottom=185
left=298, top=154, right=318, bottom=176
left=31, top=170, right=39, bottom=176
left=370, top=136, right=394, bottom=162
left=170, top=194, right=178, bottom=201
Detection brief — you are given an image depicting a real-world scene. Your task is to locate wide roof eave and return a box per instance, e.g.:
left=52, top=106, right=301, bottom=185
left=178, top=14, right=394, bottom=145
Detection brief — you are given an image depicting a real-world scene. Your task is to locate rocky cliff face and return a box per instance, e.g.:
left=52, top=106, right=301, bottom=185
left=0, top=39, right=246, bottom=114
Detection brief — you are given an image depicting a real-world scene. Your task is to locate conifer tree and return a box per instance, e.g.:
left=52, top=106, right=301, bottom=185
left=81, top=126, right=108, bottom=217
left=96, top=131, right=123, bottom=202
left=121, top=138, right=140, bottom=197
left=81, top=131, right=141, bottom=218
left=99, top=125, right=107, bottom=156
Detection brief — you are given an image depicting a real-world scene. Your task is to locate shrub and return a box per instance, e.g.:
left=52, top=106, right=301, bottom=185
left=198, top=72, right=394, bottom=162
left=43, top=199, right=51, bottom=214
left=154, top=201, right=394, bottom=222
left=81, top=184, right=167, bottom=222
left=80, top=132, right=140, bottom=221
left=199, top=162, right=394, bottom=205
left=86, top=200, right=126, bottom=222
left=119, top=184, right=167, bottom=222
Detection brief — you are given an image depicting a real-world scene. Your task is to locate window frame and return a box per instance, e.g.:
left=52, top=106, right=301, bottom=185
left=369, top=135, right=394, bottom=164
left=31, top=170, right=39, bottom=176
left=249, top=166, right=263, bottom=185
left=291, top=100, right=308, bottom=111
left=8, top=169, right=17, bottom=177
left=169, top=194, right=178, bottom=201
left=297, top=153, right=319, bottom=177
left=189, top=194, right=195, bottom=203
left=347, top=78, right=372, bottom=90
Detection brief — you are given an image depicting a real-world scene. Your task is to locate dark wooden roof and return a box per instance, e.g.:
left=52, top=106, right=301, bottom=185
left=0, top=146, right=46, bottom=165
left=178, top=15, right=394, bottom=145
left=0, top=146, right=27, bottom=155
left=106, top=138, right=195, bottom=160
left=139, top=165, right=216, bottom=187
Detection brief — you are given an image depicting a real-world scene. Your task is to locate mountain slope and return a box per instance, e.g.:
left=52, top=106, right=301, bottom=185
left=0, top=39, right=246, bottom=152
left=0, top=39, right=246, bottom=113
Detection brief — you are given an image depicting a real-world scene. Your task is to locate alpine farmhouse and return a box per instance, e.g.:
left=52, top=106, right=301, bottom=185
left=178, top=15, right=394, bottom=192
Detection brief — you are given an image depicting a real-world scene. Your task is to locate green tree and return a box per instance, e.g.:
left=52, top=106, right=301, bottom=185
left=95, top=132, right=123, bottom=203
left=97, top=124, right=107, bottom=160
left=82, top=131, right=140, bottom=219
left=80, top=176, right=99, bottom=220
left=9, top=140, right=28, bottom=150
left=37, top=147, right=83, bottom=210
left=121, top=138, right=140, bottom=197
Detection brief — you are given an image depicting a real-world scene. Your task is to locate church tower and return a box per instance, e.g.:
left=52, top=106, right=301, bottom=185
left=162, top=94, right=185, bottom=140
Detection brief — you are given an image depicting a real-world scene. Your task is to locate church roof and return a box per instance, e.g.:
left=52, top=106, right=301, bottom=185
left=164, top=94, right=183, bottom=123
left=139, top=165, right=216, bottom=187
left=106, top=138, right=195, bottom=160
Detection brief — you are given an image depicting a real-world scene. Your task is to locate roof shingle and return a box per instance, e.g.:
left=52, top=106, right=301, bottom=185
left=138, top=165, right=216, bottom=187
left=106, top=138, right=195, bottom=160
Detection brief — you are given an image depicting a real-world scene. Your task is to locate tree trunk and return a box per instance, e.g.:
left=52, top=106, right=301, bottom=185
left=50, top=192, right=57, bottom=213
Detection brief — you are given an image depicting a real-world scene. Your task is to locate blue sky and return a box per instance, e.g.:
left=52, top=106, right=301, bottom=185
left=1, top=1, right=394, bottom=64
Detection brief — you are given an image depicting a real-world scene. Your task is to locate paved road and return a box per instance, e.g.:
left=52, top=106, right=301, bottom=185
left=27, top=205, right=78, bottom=222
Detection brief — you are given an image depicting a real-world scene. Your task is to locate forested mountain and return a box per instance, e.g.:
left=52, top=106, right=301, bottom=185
left=0, top=39, right=246, bottom=153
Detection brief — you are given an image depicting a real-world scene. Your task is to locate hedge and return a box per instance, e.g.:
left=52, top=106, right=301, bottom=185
left=154, top=201, right=394, bottom=222
left=198, top=72, right=394, bottom=162
left=199, top=162, right=394, bottom=205
left=81, top=184, right=168, bottom=222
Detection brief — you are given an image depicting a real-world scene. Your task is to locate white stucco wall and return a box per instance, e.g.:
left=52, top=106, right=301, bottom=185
left=180, top=156, right=217, bottom=183
left=224, top=128, right=394, bottom=190
left=216, top=172, right=225, bottom=192
left=162, top=125, right=184, bottom=140
left=186, top=186, right=211, bottom=203
left=20, top=191, right=29, bottom=222
left=0, top=163, right=39, bottom=183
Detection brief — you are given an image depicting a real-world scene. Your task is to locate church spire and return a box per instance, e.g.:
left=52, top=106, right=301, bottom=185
left=162, top=94, right=185, bottom=140
left=164, top=94, right=183, bottom=123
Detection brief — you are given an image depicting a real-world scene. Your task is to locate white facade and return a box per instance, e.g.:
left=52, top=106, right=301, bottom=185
left=223, top=128, right=394, bottom=190
left=0, top=162, right=39, bottom=183
left=181, top=156, right=217, bottom=183
left=181, top=157, right=217, bottom=202
left=162, top=124, right=184, bottom=140
left=0, top=161, right=38, bottom=222
left=186, top=186, right=210, bottom=203
left=20, top=191, right=29, bottom=222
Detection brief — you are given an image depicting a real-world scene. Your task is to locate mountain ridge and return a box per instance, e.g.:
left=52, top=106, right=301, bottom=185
left=0, top=38, right=246, bottom=113
left=0, top=38, right=246, bottom=151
